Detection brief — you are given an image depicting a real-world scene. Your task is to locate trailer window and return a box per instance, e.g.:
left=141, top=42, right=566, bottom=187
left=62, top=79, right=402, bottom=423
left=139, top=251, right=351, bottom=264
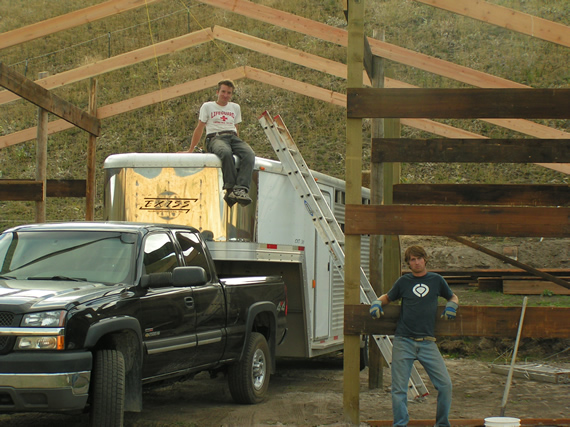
left=176, top=232, right=212, bottom=282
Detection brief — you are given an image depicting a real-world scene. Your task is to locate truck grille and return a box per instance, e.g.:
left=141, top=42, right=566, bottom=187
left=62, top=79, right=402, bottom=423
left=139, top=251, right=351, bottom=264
left=0, top=312, right=14, bottom=326
left=0, top=312, right=15, bottom=354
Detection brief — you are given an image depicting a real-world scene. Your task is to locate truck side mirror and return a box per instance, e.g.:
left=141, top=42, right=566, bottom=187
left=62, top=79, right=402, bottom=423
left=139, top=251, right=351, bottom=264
left=172, top=266, right=207, bottom=286
left=139, top=267, right=207, bottom=289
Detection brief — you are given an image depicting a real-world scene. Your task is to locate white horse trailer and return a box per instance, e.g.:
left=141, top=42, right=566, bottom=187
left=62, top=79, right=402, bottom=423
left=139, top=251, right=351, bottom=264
left=103, top=153, right=370, bottom=359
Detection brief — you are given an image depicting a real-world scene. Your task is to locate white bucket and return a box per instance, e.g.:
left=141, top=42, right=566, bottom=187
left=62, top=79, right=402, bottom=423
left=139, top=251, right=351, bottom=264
left=484, top=417, right=521, bottom=427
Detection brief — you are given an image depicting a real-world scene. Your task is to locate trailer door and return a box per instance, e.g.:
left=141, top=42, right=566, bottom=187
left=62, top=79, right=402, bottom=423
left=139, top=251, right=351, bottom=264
left=312, top=186, right=334, bottom=341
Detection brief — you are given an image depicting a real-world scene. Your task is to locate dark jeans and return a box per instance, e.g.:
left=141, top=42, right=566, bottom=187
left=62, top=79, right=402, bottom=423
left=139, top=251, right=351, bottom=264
left=206, top=134, right=255, bottom=191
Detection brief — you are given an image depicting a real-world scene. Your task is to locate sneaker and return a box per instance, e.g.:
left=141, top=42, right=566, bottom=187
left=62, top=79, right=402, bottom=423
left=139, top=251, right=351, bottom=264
left=223, top=189, right=237, bottom=207
left=232, top=188, right=252, bottom=206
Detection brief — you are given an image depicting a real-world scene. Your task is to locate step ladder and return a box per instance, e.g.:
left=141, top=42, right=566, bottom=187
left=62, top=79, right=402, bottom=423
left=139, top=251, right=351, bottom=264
left=259, top=111, right=429, bottom=400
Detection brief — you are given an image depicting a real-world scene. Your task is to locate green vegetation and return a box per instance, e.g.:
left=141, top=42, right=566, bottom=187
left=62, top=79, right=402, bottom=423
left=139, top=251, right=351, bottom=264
left=0, top=0, right=568, bottom=230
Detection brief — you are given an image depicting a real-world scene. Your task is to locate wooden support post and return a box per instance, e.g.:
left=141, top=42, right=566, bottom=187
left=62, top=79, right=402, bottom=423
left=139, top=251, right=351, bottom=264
left=86, top=78, right=98, bottom=220
left=382, top=116, right=401, bottom=291
left=368, top=29, right=384, bottom=391
left=344, top=0, right=365, bottom=424
left=35, top=71, right=49, bottom=223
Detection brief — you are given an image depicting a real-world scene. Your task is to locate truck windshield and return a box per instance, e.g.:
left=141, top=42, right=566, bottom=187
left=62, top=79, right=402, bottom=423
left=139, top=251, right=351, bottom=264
left=0, top=230, right=136, bottom=285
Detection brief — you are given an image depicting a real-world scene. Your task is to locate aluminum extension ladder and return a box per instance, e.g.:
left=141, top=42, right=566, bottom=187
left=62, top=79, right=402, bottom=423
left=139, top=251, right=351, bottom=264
left=259, top=111, right=429, bottom=400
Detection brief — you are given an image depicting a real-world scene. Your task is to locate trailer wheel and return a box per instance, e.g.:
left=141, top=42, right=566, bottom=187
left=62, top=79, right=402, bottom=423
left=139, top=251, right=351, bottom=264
left=90, top=349, right=125, bottom=427
left=228, top=332, right=270, bottom=404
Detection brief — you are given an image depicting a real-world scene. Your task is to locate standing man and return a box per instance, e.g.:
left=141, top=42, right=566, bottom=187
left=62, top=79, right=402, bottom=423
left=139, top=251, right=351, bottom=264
left=369, top=245, right=459, bottom=427
left=183, top=79, right=255, bottom=207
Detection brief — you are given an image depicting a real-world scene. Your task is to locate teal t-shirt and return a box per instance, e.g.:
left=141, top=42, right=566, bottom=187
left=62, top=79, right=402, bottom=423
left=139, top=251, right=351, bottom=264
left=387, top=272, right=453, bottom=338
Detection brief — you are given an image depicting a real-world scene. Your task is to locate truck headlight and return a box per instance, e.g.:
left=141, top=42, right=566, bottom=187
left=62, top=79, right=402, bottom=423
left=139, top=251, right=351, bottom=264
left=14, top=311, right=66, bottom=350
left=21, top=310, right=66, bottom=327
left=16, top=336, right=63, bottom=350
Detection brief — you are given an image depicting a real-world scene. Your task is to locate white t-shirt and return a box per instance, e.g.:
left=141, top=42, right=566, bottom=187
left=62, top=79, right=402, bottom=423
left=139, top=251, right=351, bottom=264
left=199, top=101, right=242, bottom=135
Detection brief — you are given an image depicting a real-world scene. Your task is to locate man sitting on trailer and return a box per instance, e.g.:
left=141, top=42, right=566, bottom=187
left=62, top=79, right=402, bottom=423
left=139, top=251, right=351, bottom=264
left=369, top=245, right=459, bottom=427
left=181, top=79, right=255, bottom=207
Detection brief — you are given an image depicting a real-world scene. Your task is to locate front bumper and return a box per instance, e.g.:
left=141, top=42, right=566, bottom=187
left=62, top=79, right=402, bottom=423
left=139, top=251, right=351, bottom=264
left=0, top=351, right=92, bottom=412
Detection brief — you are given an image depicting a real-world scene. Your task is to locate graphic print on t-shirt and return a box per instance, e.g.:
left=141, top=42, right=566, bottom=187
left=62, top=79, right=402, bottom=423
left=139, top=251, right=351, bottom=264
left=413, top=283, right=429, bottom=298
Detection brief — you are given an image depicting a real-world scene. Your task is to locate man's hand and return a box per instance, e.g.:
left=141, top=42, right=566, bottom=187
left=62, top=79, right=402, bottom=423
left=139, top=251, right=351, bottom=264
left=369, top=300, right=384, bottom=319
left=441, top=301, right=459, bottom=320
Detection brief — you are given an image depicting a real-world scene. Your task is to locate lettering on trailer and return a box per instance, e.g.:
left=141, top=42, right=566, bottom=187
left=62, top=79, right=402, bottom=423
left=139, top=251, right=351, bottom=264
left=139, top=191, right=198, bottom=220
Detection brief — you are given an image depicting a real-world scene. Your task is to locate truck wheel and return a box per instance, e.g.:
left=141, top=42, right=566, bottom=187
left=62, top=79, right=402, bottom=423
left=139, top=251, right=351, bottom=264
left=228, top=332, right=270, bottom=404
left=90, top=349, right=125, bottom=427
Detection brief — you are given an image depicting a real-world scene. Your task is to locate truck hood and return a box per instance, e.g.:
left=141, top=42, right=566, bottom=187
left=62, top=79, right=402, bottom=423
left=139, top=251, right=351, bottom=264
left=0, top=279, right=124, bottom=312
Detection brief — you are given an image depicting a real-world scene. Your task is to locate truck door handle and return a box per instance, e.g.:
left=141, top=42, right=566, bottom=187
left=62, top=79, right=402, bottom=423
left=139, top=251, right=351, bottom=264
left=184, top=297, right=194, bottom=309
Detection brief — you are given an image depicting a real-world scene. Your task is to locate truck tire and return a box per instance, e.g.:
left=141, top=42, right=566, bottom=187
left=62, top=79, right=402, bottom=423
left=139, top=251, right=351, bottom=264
left=90, top=349, right=125, bottom=427
left=228, top=332, right=270, bottom=404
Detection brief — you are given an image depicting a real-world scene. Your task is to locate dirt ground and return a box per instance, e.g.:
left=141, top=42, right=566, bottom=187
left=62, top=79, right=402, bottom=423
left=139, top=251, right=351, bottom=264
left=1, top=353, right=568, bottom=427
left=1, top=236, right=568, bottom=427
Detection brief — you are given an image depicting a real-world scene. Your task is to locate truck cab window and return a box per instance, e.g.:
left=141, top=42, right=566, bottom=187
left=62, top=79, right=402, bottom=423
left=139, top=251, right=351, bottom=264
left=143, top=233, right=178, bottom=274
left=176, top=232, right=212, bottom=282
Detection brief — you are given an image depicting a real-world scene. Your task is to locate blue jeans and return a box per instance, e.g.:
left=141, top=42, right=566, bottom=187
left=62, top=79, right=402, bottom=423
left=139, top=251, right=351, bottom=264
left=206, top=134, right=255, bottom=190
left=391, top=336, right=452, bottom=427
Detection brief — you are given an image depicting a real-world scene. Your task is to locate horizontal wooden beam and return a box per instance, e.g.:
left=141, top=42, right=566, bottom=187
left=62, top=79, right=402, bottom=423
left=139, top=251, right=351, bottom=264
left=392, top=184, right=570, bottom=207
left=344, top=204, right=570, bottom=237
left=0, top=0, right=161, bottom=50
left=347, top=88, right=570, bottom=119
left=0, top=63, right=100, bottom=136
left=344, top=304, right=570, bottom=338
left=0, top=180, right=86, bottom=201
left=372, top=138, right=570, bottom=163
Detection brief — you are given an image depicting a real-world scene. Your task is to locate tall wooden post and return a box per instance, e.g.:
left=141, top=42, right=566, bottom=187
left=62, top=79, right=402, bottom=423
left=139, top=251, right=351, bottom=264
left=35, top=71, right=49, bottom=223
left=368, top=29, right=384, bottom=390
left=86, top=78, right=98, bottom=220
left=382, top=117, right=401, bottom=291
left=344, top=0, right=364, bottom=424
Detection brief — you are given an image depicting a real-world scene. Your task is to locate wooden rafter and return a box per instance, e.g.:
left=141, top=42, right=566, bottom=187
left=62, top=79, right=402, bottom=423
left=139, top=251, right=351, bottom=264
left=0, top=0, right=161, bottom=50
left=413, top=0, right=570, bottom=48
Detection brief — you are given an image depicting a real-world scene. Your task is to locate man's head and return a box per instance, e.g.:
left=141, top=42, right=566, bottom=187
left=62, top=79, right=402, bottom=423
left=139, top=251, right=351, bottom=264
left=217, top=79, right=236, bottom=91
left=404, top=245, right=428, bottom=276
left=216, top=79, right=235, bottom=106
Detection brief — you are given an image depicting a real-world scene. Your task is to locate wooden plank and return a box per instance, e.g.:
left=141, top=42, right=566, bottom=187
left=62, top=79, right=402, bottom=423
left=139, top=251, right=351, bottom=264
left=0, top=180, right=86, bottom=200
left=344, top=304, right=570, bottom=338
left=449, top=236, right=570, bottom=290
left=503, top=280, right=570, bottom=296
left=367, top=419, right=570, bottom=426
left=0, top=63, right=100, bottom=136
left=344, top=204, right=570, bottom=238
left=392, top=184, right=570, bottom=207
left=347, top=88, right=570, bottom=119
left=371, top=138, right=570, bottom=163
left=344, top=0, right=365, bottom=422
left=413, top=0, right=570, bottom=48
left=477, top=278, right=503, bottom=292
left=491, top=363, right=570, bottom=384
left=47, top=180, right=86, bottom=198
left=0, top=0, right=161, bottom=50
left=0, top=180, right=42, bottom=201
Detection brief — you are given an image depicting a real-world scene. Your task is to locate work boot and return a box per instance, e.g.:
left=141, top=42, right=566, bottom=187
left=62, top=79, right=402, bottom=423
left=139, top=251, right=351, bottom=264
left=232, top=187, right=252, bottom=206
left=223, top=189, right=237, bottom=207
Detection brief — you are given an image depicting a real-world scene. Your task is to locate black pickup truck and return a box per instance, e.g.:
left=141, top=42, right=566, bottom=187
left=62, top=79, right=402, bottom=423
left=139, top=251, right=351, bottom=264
left=0, top=222, right=287, bottom=426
